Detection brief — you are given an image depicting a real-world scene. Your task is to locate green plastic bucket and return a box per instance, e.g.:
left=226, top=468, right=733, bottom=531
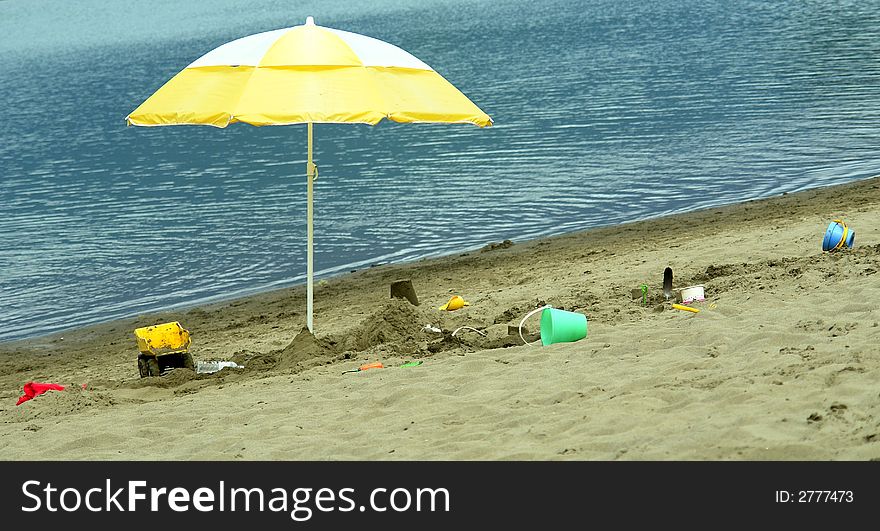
left=540, top=308, right=588, bottom=346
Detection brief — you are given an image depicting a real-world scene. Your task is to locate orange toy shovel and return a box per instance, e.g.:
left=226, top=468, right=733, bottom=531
left=342, top=362, right=385, bottom=374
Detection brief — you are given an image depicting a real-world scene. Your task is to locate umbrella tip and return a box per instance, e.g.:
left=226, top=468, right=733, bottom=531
left=305, top=16, right=315, bottom=26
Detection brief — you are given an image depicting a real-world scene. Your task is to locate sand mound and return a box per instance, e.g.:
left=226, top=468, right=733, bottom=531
left=231, top=350, right=278, bottom=372
left=275, top=328, right=338, bottom=371
left=426, top=333, right=466, bottom=354
left=346, top=298, right=433, bottom=354
left=5, top=386, right=115, bottom=423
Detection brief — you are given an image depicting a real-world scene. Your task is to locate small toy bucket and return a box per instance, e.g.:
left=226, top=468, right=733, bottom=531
left=540, top=308, right=588, bottom=346
left=822, top=219, right=855, bottom=252
left=678, top=285, right=705, bottom=304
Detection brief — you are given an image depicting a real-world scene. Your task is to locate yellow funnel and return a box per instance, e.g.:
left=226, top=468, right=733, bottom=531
left=438, top=295, right=470, bottom=311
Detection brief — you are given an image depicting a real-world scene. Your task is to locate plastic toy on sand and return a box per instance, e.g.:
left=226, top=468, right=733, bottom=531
left=438, top=295, right=470, bottom=311
left=518, top=306, right=588, bottom=346
left=822, top=219, right=854, bottom=251
left=540, top=307, right=588, bottom=345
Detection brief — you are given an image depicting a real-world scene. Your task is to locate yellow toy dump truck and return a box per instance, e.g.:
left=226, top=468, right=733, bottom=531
left=134, top=321, right=195, bottom=377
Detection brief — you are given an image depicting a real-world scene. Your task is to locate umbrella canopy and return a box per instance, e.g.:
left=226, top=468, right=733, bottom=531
left=126, top=16, right=492, bottom=333
left=126, top=17, right=491, bottom=127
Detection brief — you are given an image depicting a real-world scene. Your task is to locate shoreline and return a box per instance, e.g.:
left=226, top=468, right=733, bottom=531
left=2, top=175, right=879, bottom=460
left=3, top=175, right=876, bottom=346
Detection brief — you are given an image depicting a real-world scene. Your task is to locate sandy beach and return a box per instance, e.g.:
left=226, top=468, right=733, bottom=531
left=1, top=176, right=879, bottom=461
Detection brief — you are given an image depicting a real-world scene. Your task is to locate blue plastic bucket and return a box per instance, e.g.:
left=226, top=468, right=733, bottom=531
left=822, top=220, right=855, bottom=251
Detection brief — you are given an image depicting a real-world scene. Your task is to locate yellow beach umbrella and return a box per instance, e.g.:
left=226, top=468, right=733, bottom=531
left=126, top=16, right=492, bottom=333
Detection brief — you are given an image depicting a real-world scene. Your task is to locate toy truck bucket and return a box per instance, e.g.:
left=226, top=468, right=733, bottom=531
left=135, top=321, right=191, bottom=355
left=134, top=321, right=194, bottom=377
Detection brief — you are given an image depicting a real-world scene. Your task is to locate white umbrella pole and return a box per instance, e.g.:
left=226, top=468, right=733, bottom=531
left=306, top=122, right=315, bottom=333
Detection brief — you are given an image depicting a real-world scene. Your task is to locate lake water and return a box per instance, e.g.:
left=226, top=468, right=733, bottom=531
left=2, top=0, right=880, bottom=341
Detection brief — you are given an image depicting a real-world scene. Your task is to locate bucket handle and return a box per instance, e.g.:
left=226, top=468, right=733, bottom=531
left=519, top=305, right=551, bottom=346
left=832, top=219, right=848, bottom=250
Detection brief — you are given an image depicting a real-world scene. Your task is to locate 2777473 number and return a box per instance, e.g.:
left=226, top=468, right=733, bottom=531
left=775, top=490, right=853, bottom=503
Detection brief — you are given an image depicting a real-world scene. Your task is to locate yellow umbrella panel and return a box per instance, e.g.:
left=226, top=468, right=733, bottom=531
left=127, top=16, right=492, bottom=332
left=127, top=17, right=491, bottom=127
